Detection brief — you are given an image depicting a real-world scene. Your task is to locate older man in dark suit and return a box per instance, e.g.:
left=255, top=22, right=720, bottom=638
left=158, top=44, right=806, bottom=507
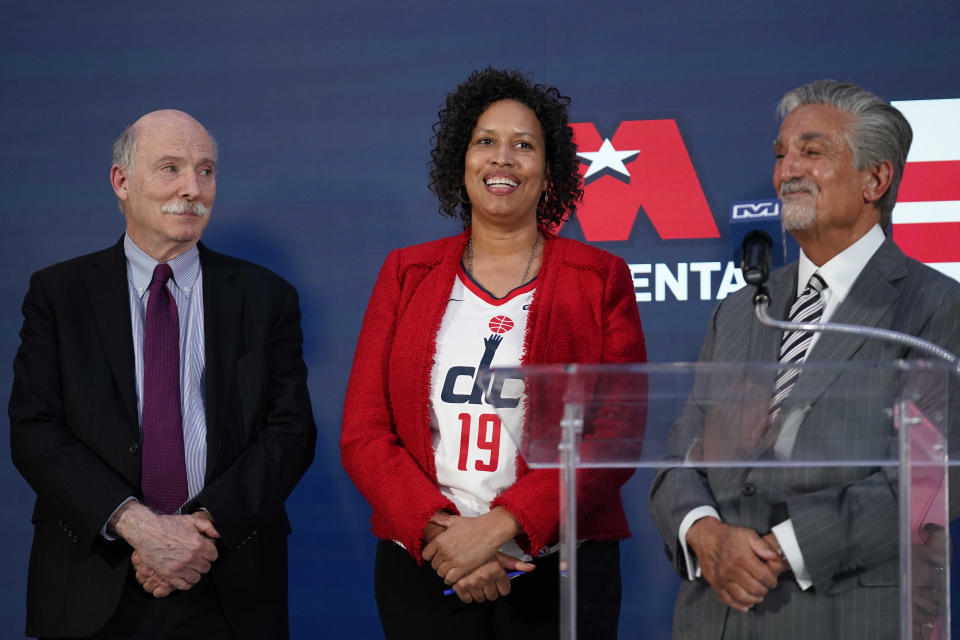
left=9, top=109, right=316, bottom=639
left=650, top=80, right=960, bottom=639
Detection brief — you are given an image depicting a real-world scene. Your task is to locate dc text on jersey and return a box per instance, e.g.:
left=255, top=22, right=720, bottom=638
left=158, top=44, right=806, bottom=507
left=439, top=331, right=524, bottom=408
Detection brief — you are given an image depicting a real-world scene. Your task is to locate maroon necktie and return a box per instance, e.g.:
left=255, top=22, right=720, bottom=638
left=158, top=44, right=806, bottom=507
left=140, top=263, right=188, bottom=514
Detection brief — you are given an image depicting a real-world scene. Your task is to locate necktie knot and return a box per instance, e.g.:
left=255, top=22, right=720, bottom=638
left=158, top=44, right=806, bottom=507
left=151, top=263, right=174, bottom=287
left=806, top=272, right=827, bottom=294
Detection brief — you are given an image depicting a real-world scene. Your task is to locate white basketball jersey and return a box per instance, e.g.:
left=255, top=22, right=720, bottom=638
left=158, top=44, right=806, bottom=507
left=430, top=267, right=534, bottom=557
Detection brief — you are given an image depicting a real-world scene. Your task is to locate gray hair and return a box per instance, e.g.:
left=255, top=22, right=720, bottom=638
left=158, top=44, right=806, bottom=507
left=112, top=124, right=138, bottom=173
left=778, top=79, right=912, bottom=228
left=112, top=125, right=138, bottom=213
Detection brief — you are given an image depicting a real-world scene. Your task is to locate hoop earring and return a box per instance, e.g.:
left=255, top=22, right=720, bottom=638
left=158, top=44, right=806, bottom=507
left=537, top=189, right=549, bottom=213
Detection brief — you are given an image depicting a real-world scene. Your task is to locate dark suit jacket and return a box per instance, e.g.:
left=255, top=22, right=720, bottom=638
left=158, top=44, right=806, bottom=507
left=9, top=239, right=317, bottom=639
left=649, top=238, right=960, bottom=639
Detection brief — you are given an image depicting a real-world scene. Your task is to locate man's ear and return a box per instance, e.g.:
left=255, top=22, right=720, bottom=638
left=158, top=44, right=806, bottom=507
left=863, top=160, right=894, bottom=205
left=110, top=164, right=129, bottom=202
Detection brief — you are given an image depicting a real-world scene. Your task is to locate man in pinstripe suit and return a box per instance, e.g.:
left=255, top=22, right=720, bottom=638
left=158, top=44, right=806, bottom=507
left=650, top=80, right=960, bottom=638
left=9, top=110, right=316, bottom=639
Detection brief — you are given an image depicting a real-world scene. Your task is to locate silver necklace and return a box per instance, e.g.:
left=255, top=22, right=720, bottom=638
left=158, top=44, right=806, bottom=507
left=465, top=233, right=540, bottom=287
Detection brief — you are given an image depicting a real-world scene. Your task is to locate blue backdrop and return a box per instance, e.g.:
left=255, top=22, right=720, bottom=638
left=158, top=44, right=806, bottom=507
left=2, top=1, right=959, bottom=637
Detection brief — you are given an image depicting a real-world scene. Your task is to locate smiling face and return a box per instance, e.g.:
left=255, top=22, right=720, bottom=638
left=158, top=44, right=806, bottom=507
left=110, top=110, right=216, bottom=262
left=463, top=99, right=548, bottom=228
left=773, top=103, right=881, bottom=244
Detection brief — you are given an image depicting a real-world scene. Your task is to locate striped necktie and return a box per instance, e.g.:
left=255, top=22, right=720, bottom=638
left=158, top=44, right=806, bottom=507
left=769, top=273, right=828, bottom=422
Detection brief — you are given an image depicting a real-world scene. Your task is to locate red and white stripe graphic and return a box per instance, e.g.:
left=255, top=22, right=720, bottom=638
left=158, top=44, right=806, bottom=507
left=891, top=98, right=960, bottom=283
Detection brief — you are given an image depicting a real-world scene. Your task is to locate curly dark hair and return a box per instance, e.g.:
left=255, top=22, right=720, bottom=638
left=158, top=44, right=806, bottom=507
left=428, top=68, right=583, bottom=229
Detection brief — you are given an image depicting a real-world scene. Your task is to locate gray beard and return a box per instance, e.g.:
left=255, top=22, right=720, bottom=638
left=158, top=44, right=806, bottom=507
left=781, top=201, right=816, bottom=231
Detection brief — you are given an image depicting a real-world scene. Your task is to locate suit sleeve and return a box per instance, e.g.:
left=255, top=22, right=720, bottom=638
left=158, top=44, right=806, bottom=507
left=340, top=250, right=458, bottom=563
left=787, top=286, right=960, bottom=589
left=188, top=282, right=317, bottom=544
left=648, top=302, right=725, bottom=577
left=9, top=272, right=138, bottom=550
left=491, top=258, right=647, bottom=554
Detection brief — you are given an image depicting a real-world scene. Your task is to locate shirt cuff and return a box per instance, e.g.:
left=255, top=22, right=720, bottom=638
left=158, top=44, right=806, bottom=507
left=771, top=519, right=813, bottom=590
left=678, top=506, right=720, bottom=581
left=101, top=497, right=138, bottom=540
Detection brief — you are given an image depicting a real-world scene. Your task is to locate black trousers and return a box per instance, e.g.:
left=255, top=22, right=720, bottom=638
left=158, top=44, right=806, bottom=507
left=375, top=539, right=621, bottom=640
left=43, top=571, right=236, bottom=640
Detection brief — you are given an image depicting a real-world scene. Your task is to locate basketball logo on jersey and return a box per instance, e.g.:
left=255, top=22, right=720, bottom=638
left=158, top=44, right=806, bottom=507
left=440, top=316, right=523, bottom=408
left=488, top=315, right=513, bottom=333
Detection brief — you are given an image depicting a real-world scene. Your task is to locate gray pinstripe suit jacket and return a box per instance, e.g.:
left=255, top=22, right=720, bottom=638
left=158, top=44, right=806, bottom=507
left=649, top=237, right=960, bottom=639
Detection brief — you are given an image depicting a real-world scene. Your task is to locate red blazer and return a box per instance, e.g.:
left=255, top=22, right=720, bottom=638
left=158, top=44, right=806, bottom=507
left=341, top=229, right=646, bottom=562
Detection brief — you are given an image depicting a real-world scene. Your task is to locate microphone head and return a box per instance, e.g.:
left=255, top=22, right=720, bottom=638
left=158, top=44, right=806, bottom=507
left=741, top=230, right=772, bottom=286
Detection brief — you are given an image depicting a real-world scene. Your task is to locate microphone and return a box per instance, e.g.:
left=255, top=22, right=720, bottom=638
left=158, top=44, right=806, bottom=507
left=740, top=230, right=773, bottom=287
left=728, top=200, right=789, bottom=287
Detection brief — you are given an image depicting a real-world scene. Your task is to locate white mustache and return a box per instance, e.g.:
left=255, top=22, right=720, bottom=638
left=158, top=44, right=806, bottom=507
left=161, top=199, right=209, bottom=216
left=779, top=180, right=818, bottom=197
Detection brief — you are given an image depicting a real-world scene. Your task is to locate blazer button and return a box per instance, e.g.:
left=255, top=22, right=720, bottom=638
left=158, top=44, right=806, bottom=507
left=128, top=443, right=139, bottom=455
left=741, top=482, right=757, bottom=497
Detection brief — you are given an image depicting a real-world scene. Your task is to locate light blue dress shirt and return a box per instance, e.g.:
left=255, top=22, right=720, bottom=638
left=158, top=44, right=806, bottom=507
left=124, top=233, right=208, bottom=502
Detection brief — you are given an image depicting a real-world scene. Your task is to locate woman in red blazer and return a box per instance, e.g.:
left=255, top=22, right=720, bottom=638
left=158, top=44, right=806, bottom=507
left=341, top=68, right=646, bottom=639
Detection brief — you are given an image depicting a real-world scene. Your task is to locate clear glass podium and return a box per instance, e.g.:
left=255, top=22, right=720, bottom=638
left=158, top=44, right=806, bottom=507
left=483, top=361, right=953, bottom=639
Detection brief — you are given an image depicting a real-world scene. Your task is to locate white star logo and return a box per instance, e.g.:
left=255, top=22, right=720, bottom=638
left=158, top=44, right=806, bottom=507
left=577, top=138, right=641, bottom=179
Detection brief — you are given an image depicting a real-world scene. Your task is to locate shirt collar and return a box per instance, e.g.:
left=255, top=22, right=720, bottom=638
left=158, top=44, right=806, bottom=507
left=124, top=233, right=201, bottom=299
left=796, top=224, right=885, bottom=303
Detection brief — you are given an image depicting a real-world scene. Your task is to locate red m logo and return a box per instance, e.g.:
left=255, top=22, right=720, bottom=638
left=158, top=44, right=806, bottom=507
left=565, top=121, right=719, bottom=242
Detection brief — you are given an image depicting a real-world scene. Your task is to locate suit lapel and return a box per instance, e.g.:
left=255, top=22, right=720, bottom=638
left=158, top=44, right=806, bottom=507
left=790, top=238, right=906, bottom=407
left=82, top=239, right=139, bottom=427
left=199, top=244, right=243, bottom=480
left=749, top=264, right=797, bottom=362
